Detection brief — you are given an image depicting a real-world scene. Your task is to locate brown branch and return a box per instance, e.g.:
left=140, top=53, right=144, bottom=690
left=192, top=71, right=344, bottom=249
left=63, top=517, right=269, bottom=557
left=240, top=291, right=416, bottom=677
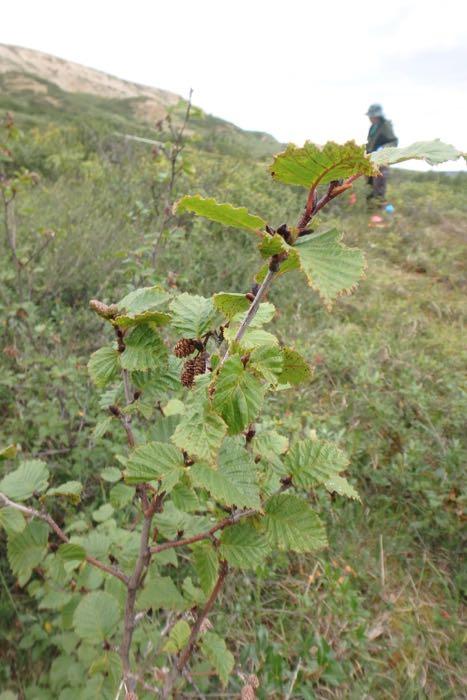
left=297, top=172, right=363, bottom=233
left=220, top=266, right=277, bottom=367
left=0, top=492, right=128, bottom=584
left=120, top=493, right=163, bottom=692
left=150, top=508, right=256, bottom=555
left=162, top=560, right=229, bottom=698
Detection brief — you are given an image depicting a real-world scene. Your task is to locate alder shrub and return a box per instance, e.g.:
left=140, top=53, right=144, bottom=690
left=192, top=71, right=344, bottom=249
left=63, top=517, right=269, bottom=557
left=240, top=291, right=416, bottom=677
left=0, top=138, right=464, bottom=698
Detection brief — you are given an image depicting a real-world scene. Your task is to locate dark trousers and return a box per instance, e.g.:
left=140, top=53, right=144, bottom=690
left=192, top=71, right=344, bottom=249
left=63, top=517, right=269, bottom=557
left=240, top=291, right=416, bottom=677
left=367, top=166, right=388, bottom=201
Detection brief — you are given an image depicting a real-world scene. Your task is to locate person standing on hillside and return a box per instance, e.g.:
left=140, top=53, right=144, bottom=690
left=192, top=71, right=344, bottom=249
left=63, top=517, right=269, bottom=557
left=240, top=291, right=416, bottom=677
left=365, top=104, right=398, bottom=206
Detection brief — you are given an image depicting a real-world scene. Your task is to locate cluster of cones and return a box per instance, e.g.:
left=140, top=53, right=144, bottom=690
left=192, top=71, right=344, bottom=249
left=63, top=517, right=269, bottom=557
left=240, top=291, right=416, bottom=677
left=173, top=338, right=207, bottom=388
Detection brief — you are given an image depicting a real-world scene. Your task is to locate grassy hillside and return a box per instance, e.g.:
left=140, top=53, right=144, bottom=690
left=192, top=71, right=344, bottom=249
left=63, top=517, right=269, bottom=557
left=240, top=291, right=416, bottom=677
left=0, top=55, right=465, bottom=699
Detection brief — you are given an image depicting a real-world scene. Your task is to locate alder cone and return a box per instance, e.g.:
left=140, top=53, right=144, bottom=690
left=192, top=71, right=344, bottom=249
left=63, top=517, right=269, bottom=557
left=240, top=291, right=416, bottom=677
left=181, top=358, right=196, bottom=388
left=193, top=352, right=207, bottom=376
left=241, top=685, right=256, bottom=700
left=173, top=338, right=197, bottom=358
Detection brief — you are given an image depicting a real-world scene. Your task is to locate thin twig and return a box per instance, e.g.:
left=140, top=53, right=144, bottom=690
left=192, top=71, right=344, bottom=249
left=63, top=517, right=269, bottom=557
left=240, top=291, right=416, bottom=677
left=120, top=493, right=163, bottom=691
left=0, top=492, right=128, bottom=584
left=150, top=508, right=256, bottom=555
left=220, top=268, right=277, bottom=367
left=162, top=561, right=229, bottom=698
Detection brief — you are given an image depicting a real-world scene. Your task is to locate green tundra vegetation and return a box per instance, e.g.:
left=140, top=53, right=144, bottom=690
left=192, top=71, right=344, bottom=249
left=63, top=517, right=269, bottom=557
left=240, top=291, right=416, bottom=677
left=0, top=81, right=466, bottom=699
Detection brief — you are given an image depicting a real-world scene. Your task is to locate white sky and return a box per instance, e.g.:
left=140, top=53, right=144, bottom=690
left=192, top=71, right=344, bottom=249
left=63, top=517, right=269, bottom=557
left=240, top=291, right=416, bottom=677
left=3, top=0, right=467, bottom=170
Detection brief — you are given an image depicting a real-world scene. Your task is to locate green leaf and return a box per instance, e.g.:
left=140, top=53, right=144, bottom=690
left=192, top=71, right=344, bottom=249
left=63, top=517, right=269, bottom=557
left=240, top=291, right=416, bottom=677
left=176, top=194, right=266, bottom=233
left=109, top=482, right=134, bottom=508
left=88, top=346, right=120, bottom=388
left=285, top=439, right=349, bottom=489
left=212, top=292, right=250, bottom=320
left=7, top=521, right=49, bottom=585
left=182, top=577, right=206, bottom=605
left=294, top=229, right=366, bottom=309
left=258, top=232, right=292, bottom=258
left=324, top=475, right=360, bottom=501
left=172, top=397, right=227, bottom=463
left=133, top=355, right=182, bottom=394
left=263, top=494, right=327, bottom=553
left=163, top=619, right=190, bottom=653
left=45, top=481, right=82, bottom=502
left=163, top=398, right=185, bottom=416
left=93, top=416, right=114, bottom=440
left=190, top=438, right=260, bottom=509
left=232, top=302, right=276, bottom=327
left=73, top=592, right=119, bottom=643
left=117, top=285, right=171, bottom=314
left=270, top=140, right=373, bottom=188
left=0, top=506, right=25, bottom=534
left=0, top=460, right=49, bottom=501
left=57, top=543, right=86, bottom=563
left=192, top=542, right=219, bottom=594
left=154, top=502, right=211, bottom=540
left=224, top=302, right=278, bottom=350
left=89, top=651, right=122, bottom=685
left=138, top=575, right=187, bottom=611
left=252, top=430, right=289, bottom=460
left=125, top=442, right=185, bottom=491
left=249, top=345, right=283, bottom=384
left=100, top=467, right=122, bottom=483
left=219, top=522, right=269, bottom=569
left=370, top=139, right=465, bottom=167
left=170, top=482, right=200, bottom=512
left=39, top=589, right=72, bottom=611
left=120, top=324, right=168, bottom=372
left=224, top=326, right=278, bottom=350
left=170, top=293, right=216, bottom=338
left=114, top=310, right=171, bottom=329
left=201, top=632, right=234, bottom=687
left=92, top=503, right=114, bottom=523
left=0, top=444, right=17, bottom=461
left=213, top=357, right=265, bottom=434
left=278, top=348, right=312, bottom=386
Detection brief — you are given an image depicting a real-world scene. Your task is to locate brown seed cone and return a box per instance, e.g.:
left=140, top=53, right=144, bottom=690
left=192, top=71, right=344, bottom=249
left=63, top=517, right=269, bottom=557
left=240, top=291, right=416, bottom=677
left=193, top=352, right=207, bottom=376
left=173, top=338, right=197, bottom=358
left=181, top=358, right=196, bottom=388
left=241, top=685, right=256, bottom=700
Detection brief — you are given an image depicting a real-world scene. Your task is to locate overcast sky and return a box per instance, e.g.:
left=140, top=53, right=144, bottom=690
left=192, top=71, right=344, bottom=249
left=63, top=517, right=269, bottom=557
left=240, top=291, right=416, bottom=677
left=3, top=0, right=467, bottom=170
